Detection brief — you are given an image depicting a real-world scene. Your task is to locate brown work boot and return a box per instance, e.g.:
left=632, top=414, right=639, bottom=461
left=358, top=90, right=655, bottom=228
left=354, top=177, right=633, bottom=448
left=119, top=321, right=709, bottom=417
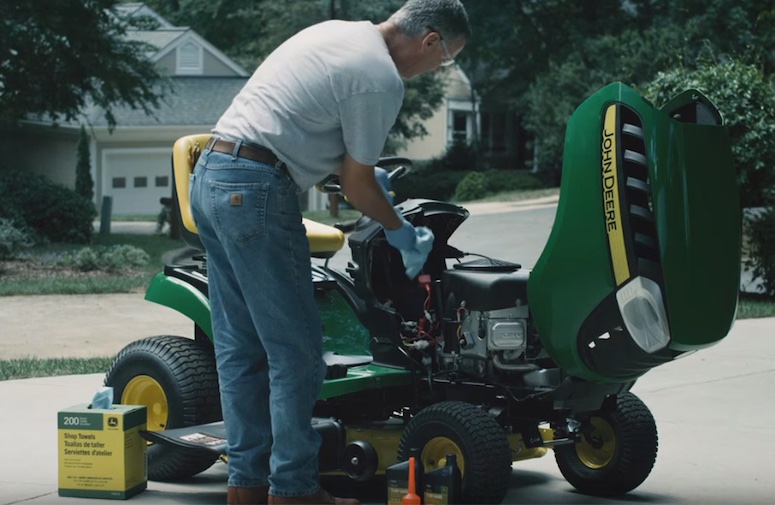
left=268, top=488, right=360, bottom=505
left=227, top=485, right=270, bottom=505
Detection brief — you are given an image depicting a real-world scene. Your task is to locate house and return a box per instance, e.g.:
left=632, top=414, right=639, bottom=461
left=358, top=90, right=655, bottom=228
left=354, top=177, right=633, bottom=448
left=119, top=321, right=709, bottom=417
left=1, top=4, right=480, bottom=215
left=397, top=67, right=480, bottom=161
left=0, top=3, right=249, bottom=217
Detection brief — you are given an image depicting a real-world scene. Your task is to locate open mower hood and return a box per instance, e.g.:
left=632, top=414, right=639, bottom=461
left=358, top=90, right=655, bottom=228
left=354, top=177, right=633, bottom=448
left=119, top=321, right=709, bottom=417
left=528, top=83, right=741, bottom=382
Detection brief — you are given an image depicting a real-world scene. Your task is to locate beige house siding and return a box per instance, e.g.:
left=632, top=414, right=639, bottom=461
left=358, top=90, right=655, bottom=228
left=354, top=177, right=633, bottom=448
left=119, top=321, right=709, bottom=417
left=395, top=66, right=480, bottom=163
left=396, top=108, right=448, bottom=161
left=0, top=127, right=79, bottom=188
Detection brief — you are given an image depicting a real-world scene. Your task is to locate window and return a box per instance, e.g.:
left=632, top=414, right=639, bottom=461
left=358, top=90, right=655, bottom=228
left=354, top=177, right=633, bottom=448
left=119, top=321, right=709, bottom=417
left=134, top=177, right=147, bottom=188
left=112, top=177, right=126, bottom=189
left=155, top=176, right=169, bottom=187
left=452, top=111, right=469, bottom=142
left=177, top=42, right=202, bottom=74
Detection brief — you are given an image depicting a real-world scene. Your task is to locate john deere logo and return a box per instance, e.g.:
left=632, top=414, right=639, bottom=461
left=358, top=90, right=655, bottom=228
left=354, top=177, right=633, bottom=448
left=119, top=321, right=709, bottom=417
left=602, top=104, right=630, bottom=286
left=108, top=417, right=119, bottom=428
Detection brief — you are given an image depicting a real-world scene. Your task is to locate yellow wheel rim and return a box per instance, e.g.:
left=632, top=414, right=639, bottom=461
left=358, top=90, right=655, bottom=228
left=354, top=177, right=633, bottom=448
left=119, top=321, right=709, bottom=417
left=122, top=375, right=169, bottom=431
left=575, top=416, right=616, bottom=469
left=421, top=437, right=465, bottom=476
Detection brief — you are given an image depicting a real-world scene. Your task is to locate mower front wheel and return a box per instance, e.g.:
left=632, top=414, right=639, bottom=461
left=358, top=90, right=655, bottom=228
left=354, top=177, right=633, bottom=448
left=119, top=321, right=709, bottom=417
left=555, top=391, right=658, bottom=496
left=398, top=401, right=512, bottom=504
left=105, top=335, right=221, bottom=481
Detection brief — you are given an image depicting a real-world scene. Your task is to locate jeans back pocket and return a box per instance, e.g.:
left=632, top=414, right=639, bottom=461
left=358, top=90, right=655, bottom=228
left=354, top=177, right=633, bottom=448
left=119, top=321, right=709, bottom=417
left=209, top=180, right=270, bottom=244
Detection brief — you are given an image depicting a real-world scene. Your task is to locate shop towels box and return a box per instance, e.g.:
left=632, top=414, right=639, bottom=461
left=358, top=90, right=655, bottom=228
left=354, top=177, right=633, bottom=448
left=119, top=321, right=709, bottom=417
left=58, top=404, right=147, bottom=499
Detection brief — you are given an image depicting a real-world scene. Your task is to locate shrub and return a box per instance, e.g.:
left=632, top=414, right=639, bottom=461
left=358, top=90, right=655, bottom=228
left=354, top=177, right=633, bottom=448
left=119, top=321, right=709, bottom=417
left=433, top=139, right=479, bottom=172
left=73, top=245, right=150, bottom=272
left=745, top=208, right=775, bottom=296
left=481, top=170, right=545, bottom=192
left=0, top=219, right=34, bottom=260
left=453, top=170, right=547, bottom=202
left=0, top=170, right=96, bottom=243
left=644, top=61, right=775, bottom=208
left=75, top=125, right=94, bottom=201
left=392, top=169, right=471, bottom=202
left=73, top=248, right=100, bottom=271
left=454, top=172, right=488, bottom=201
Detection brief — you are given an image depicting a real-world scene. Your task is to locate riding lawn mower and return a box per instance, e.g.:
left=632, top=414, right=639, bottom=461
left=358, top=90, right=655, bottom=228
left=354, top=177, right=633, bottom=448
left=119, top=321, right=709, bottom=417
left=104, top=82, right=741, bottom=503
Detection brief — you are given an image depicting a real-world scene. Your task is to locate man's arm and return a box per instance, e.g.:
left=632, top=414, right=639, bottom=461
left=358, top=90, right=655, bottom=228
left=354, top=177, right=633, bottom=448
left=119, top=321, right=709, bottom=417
left=339, top=153, right=403, bottom=231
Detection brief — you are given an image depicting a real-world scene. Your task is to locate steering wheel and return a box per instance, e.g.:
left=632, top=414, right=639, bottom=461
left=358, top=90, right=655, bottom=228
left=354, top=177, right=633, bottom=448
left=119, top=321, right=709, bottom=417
left=316, top=157, right=413, bottom=194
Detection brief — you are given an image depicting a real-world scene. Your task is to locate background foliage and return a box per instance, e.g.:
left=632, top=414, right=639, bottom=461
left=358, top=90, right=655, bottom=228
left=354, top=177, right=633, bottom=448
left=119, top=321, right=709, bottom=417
left=4, top=0, right=775, bottom=286
left=643, top=61, right=775, bottom=208
left=0, top=171, right=96, bottom=244
left=0, top=0, right=165, bottom=129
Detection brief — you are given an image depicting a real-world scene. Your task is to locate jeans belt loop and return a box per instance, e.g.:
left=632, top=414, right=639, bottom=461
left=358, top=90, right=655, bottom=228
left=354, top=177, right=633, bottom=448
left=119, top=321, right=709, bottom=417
left=230, top=140, right=242, bottom=161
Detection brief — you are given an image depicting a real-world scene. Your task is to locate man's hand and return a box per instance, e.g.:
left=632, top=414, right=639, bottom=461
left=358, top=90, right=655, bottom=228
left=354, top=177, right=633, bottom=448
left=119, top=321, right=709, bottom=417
left=339, top=154, right=434, bottom=277
left=399, top=226, right=434, bottom=278
left=385, top=217, right=434, bottom=278
left=385, top=217, right=417, bottom=250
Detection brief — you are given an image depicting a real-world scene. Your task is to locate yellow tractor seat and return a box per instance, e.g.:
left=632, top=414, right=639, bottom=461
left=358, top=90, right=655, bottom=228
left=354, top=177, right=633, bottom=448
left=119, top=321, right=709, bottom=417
left=171, top=134, right=346, bottom=258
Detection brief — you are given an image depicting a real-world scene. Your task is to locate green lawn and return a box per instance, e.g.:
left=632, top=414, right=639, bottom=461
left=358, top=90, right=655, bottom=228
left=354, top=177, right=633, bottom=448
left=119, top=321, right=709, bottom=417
left=0, top=357, right=115, bottom=381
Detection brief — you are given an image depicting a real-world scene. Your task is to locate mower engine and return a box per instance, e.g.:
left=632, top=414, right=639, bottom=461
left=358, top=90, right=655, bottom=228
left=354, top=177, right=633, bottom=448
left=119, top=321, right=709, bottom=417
left=436, top=262, right=539, bottom=379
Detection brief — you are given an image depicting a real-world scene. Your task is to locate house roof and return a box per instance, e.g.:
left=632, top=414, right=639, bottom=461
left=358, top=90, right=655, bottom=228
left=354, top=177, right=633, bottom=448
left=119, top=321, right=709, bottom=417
left=445, top=66, right=477, bottom=101
left=120, top=3, right=249, bottom=77
left=79, top=76, right=248, bottom=128
left=115, top=2, right=174, bottom=28
left=125, top=27, right=188, bottom=53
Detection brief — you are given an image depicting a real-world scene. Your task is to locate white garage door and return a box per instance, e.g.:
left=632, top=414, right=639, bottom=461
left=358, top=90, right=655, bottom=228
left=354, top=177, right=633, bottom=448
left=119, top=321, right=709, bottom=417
left=103, top=149, right=172, bottom=216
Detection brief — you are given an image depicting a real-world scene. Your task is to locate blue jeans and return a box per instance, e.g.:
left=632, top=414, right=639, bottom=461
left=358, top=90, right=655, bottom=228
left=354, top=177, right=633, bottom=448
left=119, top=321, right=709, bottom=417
left=190, top=149, right=327, bottom=497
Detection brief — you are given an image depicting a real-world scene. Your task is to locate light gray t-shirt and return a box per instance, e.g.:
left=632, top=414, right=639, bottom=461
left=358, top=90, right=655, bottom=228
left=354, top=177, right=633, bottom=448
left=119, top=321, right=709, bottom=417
left=214, top=20, right=405, bottom=191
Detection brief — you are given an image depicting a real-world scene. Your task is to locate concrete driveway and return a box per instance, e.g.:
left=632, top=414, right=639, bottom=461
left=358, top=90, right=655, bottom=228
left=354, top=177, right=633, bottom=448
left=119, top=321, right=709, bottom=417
left=1, top=316, right=773, bottom=504
left=2, top=196, right=771, bottom=504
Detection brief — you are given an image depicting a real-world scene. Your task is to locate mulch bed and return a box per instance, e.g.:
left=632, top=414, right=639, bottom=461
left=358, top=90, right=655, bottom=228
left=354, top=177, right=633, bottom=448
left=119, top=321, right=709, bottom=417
left=0, top=258, right=141, bottom=281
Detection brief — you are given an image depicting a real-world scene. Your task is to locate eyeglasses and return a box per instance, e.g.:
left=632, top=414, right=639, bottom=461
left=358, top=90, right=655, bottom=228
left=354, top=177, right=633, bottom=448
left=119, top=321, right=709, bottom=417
left=439, top=38, right=455, bottom=67
left=428, top=27, right=455, bottom=67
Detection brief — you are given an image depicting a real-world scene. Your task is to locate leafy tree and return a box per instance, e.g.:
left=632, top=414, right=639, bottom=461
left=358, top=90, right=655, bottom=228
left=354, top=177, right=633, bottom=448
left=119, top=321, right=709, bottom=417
left=513, top=0, right=775, bottom=179
left=75, top=126, right=95, bottom=203
left=523, top=25, right=685, bottom=176
left=0, top=0, right=164, bottom=129
left=643, top=60, right=775, bottom=208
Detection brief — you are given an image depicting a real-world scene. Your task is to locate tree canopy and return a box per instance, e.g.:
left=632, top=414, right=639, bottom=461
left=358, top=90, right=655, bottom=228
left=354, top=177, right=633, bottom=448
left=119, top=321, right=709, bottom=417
left=0, top=0, right=164, bottom=129
left=4, top=0, right=774, bottom=167
left=147, top=0, right=775, bottom=172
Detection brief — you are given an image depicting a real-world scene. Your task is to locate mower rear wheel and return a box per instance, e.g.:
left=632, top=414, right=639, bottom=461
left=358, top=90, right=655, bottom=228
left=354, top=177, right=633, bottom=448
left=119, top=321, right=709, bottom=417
left=398, top=401, right=512, bottom=504
left=555, top=392, right=658, bottom=496
left=105, top=335, right=221, bottom=481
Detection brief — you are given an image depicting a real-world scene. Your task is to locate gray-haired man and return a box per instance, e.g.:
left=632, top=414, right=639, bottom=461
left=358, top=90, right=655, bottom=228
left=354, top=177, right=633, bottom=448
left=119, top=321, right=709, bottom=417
left=190, top=1, right=470, bottom=504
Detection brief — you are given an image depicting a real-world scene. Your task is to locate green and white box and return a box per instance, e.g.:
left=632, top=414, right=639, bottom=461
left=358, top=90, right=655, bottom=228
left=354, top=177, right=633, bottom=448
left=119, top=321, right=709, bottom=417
left=58, top=404, right=147, bottom=499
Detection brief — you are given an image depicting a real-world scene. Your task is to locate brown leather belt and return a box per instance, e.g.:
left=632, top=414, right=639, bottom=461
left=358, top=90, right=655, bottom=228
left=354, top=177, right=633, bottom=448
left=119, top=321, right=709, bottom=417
left=205, top=137, right=281, bottom=166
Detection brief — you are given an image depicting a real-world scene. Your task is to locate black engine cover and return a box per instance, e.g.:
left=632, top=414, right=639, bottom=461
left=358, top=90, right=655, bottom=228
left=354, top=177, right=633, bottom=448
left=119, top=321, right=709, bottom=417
left=442, top=268, right=530, bottom=311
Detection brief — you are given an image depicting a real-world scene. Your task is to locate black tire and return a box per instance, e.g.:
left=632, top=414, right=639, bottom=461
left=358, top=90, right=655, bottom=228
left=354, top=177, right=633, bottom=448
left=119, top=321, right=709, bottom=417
left=398, top=401, right=512, bottom=504
left=105, top=335, right=221, bottom=481
left=555, top=392, right=658, bottom=496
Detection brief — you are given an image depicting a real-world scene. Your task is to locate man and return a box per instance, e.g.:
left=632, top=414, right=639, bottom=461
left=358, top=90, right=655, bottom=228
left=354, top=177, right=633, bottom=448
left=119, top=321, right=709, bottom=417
left=189, top=1, right=470, bottom=504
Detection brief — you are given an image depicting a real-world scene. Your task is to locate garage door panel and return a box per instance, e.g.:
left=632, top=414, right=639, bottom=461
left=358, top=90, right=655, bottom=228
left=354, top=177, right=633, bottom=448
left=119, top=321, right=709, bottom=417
left=104, top=150, right=171, bottom=216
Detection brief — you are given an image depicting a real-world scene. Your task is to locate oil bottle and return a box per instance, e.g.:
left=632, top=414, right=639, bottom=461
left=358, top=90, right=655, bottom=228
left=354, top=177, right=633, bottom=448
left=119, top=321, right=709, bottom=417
left=423, top=453, right=462, bottom=505
left=386, top=448, right=424, bottom=505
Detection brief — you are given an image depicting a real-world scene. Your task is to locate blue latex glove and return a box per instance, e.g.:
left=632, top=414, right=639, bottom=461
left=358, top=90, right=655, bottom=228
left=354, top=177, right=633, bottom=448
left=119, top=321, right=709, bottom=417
left=400, top=226, right=434, bottom=278
left=385, top=218, right=417, bottom=250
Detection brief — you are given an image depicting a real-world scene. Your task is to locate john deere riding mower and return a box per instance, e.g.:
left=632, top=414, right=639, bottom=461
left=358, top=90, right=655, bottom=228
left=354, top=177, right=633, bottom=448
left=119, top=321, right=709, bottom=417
left=104, top=83, right=741, bottom=504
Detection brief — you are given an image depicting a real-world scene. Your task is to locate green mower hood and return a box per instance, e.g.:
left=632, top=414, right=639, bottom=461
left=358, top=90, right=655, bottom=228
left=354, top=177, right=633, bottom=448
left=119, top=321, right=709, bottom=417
left=528, top=83, right=741, bottom=382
